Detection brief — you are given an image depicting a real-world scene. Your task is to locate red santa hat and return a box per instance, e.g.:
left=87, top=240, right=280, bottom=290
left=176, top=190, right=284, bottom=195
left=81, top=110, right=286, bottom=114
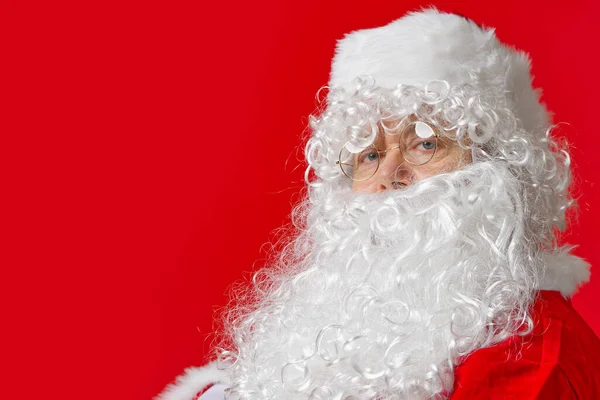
left=328, top=8, right=551, bottom=133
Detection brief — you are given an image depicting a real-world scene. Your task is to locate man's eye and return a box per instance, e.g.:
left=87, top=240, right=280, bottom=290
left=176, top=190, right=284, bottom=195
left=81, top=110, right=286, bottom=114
left=358, top=151, right=379, bottom=164
left=366, top=152, right=379, bottom=161
left=420, top=141, right=436, bottom=150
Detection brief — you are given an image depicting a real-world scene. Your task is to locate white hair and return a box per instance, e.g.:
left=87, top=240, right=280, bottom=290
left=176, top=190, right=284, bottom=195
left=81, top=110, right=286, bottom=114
left=214, top=76, right=574, bottom=399
left=308, top=77, right=571, bottom=243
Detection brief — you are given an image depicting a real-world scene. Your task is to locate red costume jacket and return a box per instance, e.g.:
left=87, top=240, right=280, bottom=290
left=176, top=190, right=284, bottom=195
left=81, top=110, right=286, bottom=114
left=161, top=290, right=600, bottom=400
left=451, top=290, right=600, bottom=399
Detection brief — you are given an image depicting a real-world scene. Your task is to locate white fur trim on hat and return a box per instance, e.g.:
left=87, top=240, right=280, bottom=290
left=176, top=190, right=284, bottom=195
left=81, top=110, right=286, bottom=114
left=329, top=8, right=550, bottom=132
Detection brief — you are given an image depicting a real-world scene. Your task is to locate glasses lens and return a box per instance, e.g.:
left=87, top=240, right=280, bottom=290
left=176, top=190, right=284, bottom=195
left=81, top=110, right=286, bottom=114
left=338, top=143, right=379, bottom=181
left=400, top=121, right=439, bottom=166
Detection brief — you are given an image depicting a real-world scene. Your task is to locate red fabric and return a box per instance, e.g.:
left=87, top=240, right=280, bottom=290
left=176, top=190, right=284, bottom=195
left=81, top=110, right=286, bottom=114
left=192, top=291, right=600, bottom=399
left=451, top=290, right=600, bottom=399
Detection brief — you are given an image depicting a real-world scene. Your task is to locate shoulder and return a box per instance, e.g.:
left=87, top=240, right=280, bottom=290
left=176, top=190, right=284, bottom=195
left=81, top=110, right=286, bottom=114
left=156, top=362, right=230, bottom=400
left=451, top=290, right=600, bottom=399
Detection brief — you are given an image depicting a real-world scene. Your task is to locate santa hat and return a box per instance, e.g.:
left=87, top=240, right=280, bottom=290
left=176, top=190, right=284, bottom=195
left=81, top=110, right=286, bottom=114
left=328, top=8, right=551, bottom=133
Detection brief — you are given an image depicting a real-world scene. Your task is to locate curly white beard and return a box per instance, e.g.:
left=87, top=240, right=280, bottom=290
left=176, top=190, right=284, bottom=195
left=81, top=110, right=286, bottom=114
left=222, top=161, right=543, bottom=399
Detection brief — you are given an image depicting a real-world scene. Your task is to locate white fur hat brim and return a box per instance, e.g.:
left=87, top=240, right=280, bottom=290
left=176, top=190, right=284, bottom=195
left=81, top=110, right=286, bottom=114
left=328, top=8, right=550, bottom=132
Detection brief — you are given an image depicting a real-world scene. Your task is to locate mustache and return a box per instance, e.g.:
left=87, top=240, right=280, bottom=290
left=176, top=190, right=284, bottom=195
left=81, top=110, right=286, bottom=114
left=220, top=161, right=537, bottom=400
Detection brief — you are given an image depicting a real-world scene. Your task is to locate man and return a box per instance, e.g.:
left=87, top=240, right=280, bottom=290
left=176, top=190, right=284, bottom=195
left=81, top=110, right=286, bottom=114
left=159, top=8, right=600, bottom=399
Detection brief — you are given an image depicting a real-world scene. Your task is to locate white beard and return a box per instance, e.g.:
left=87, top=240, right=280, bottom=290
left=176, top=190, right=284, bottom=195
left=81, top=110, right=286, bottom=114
left=221, top=161, right=550, bottom=399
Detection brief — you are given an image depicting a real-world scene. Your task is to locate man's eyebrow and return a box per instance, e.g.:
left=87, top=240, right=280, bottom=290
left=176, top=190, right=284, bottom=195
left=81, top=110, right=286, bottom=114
left=379, top=120, right=409, bottom=134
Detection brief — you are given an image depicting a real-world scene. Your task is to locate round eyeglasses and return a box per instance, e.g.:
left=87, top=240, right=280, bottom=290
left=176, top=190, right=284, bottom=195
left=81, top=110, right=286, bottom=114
left=336, top=121, right=442, bottom=182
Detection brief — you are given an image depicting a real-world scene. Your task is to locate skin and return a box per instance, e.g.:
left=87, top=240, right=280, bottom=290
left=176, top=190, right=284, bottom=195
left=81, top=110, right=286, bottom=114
left=351, top=121, right=472, bottom=193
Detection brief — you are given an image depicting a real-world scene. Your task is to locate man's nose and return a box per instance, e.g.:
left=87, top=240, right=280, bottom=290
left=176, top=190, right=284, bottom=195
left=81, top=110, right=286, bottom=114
left=372, top=150, right=413, bottom=192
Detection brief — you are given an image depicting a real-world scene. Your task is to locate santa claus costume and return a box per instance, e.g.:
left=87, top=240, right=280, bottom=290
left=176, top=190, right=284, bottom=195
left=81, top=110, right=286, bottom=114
left=158, top=9, right=600, bottom=400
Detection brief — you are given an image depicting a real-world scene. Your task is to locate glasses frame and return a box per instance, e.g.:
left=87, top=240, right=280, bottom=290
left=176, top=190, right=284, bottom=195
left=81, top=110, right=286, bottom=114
left=336, top=121, right=441, bottom=182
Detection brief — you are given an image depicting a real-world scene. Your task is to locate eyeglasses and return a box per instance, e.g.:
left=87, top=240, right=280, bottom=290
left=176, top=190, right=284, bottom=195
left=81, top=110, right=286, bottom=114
left=336, top=121, right=443, bottom=182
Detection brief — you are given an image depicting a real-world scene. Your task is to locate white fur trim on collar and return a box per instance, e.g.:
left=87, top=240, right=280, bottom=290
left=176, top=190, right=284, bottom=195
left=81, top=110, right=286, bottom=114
left=155, top=362, right=230, bottom=400
left=537, top=247, right=590, bottom=297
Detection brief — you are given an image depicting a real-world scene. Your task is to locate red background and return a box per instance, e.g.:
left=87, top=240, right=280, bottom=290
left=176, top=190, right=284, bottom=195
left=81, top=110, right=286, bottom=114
left=2, top=1, right=599, bottom=399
